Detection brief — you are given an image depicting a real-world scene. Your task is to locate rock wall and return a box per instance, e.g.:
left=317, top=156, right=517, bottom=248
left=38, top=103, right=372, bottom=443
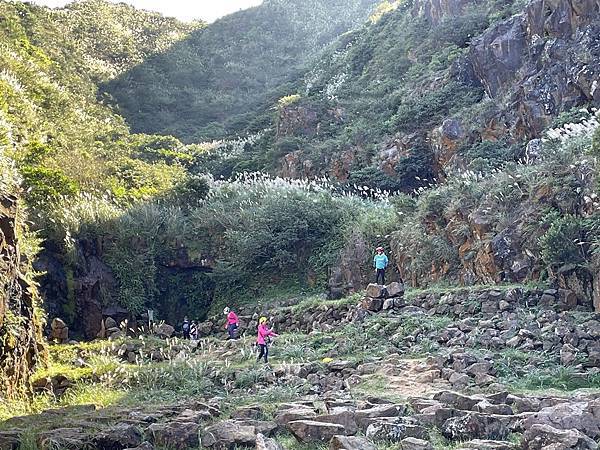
left=468, top=0, right=600, bottom=138
left=411, top=0, right=476, bottom=25
left=0, top=192, right=45, bottom=398
left=37, top=236, right=215, bottom=340
left=35, top=237, right=117, bottom=340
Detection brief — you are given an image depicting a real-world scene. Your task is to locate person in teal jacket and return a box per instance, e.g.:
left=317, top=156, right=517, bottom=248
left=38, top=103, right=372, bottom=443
left=373, top=246, right=388, bottom=285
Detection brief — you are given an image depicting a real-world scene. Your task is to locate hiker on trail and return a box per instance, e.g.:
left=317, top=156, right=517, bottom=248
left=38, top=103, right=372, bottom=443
left=223, top=307, right=239, bottom=340
left=182, top=316, right=191, bottom=340
left=373, top=246, right=389, bottom=285
left=190, top=320, right=198, bottom=340
left=256, top=316, right=278, bottom=364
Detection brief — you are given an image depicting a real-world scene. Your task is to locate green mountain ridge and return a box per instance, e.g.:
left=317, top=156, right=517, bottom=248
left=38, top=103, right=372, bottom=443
left=101, top=0, right=381, bottom=142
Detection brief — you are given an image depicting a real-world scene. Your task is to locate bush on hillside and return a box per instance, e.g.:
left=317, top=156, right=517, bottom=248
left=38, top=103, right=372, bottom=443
left=21, top=166, right=79, bottom=205
left=539, top=214, right=590, bottom=269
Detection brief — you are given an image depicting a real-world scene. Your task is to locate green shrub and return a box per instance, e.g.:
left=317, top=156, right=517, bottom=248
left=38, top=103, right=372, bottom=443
left=390, top=82, right=484, bottom=133
left=539, top=214, right=589, bottom=269
left=169, top=175, right=210, bottom=207
left=461, top=139, right=521, bottom=170
left=551, top=107, right=593, bottom=129
left=21, top=166, right=79, bottom=205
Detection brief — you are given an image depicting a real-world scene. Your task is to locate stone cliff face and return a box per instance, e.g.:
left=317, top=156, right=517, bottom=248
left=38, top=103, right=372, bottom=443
left=468, top=0, right=600, bottom=139
left=412, top=0, right=476, bottom=25
left=36, top=237, right=117, bottom=341
left=36, top=236, right=215, bottom=339
left=275, top=0, right=600, bottom=181
left=0, top=191, right=45, bottom=398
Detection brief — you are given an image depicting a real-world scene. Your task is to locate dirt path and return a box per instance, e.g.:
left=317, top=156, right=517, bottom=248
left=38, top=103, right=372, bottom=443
left=358, top=357, right=450, bottom=399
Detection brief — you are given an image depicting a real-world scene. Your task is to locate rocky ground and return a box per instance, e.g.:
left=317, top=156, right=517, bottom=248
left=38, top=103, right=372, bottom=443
left=1, top=283, right=600, bottom=450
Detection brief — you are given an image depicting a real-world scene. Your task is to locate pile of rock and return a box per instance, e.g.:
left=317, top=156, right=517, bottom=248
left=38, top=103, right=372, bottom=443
left=361, top=282, right=405, bottom=313
left=197, top=301, right=357, bottom=338
left=408, top=390, right=600, bottom=450
left=50, top=317, right=69, bottom=343
left=408, top=287, right=588, bottom=318
left=102, top=316, right=125, bottom=339
left=0, top=400, right=222, bottom=450
left=389, top=306, right=600, bottom=380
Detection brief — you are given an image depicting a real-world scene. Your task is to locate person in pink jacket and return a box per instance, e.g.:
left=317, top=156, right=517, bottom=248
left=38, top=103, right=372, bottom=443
left=223, top=307, right=239, bottom=340
left=256, top=316, right=278, bottom=363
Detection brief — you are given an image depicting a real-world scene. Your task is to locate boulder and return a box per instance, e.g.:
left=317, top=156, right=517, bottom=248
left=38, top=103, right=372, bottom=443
left=329, top=435, right=377, bottom=450
left=51, top=318, right=67, bottom=329
left=522, top=424, right=598, bottom=450
left=155, top=323, right=175, bottom=338
left=313, top=412, right=358, bottom=435
left=558, top=289, right=578, bottom=310
left=459, top=439, right=516, bottom=449
left=274, top=407, right=316, bottom=426
left=560, top=343, right=578, bottom=365
left=366, top=422, right=428, bottom=442
left=92, top=423, right=143, bottom=450
left=449, top=372, right=470, bottom=388
left=105, top=317, right=118, bottom=329
left=386, top=282, right=405, bottom=297
left=433, top=391, right=479, bottom=410
left=398, top=437, right=433, bottom=450
left=256, top=433, right=283, bottom=450
left=0, top=431, right=20, bottom=450
left=365, top=284, right=387, bottom=298
left=287, top=420, right=345, bottom=443
left=413, top=405, right=465, bottom=428
left=148, top=421, right=199, bottom=449
left=123, top=442, right=154, bottom=450
left=232, top=406, right=263, bottom=420
left=466, top=361, right=494, bottom=377
left=361, top=297, right=384, bottom=312
left=442, top=413, right=509, bottom=441
left=201, top=420, right=256, bottom=448
left=382, top=299, right=395, bottom=311
left=474, top=401, right=513, bottom=416
left=354, top=404, right=406, bottom=429
left=37, top=428, right=88, bottom=450
left=522, top=401, right=600, bottom=438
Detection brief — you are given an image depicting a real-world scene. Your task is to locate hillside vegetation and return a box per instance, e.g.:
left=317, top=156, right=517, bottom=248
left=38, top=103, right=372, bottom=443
left=2, top=1, right=600, bottom=449
left=102, top=0, right=381, bottom=142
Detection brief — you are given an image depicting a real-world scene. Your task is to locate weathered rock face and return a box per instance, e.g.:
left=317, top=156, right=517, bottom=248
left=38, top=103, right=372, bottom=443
left=468, top=0, right=600, bottom=138
left=0, top=191, right=45, bottom=398
left=412, top=0, right=476, bottom=25
left=37, top=234, right=215, bottom=339
left=430, top=119, right=468, bottom=176
left=35, top=238, right=117, bottom=340
left=277, top=104, right=320, bottom=138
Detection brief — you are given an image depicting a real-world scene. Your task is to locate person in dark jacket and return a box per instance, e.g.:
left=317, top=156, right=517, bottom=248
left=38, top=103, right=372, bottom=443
left=182, top=316, right=191, bottom=339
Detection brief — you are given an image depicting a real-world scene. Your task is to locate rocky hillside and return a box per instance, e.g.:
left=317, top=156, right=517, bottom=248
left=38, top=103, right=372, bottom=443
left=211, top=0, right=600, bottom=191
left=0, top=159, right=45, bottom=399
left=2, top=282, right=600, bottom=449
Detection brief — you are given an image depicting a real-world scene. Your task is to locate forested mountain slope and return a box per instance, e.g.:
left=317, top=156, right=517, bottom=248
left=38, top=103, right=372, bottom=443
left=0, top=0, right=198, bottom=202
left=101, top=0, right=380, bottom=142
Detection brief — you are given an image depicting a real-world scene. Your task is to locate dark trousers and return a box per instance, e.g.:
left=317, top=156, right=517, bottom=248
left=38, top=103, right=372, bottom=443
left=376, top=268, right=385, bottom=285
left=227, top=323, right=238, bottom=339
left=183, top=330, right=190, bottom=339
left=257, top=344, right=269, bottom=362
